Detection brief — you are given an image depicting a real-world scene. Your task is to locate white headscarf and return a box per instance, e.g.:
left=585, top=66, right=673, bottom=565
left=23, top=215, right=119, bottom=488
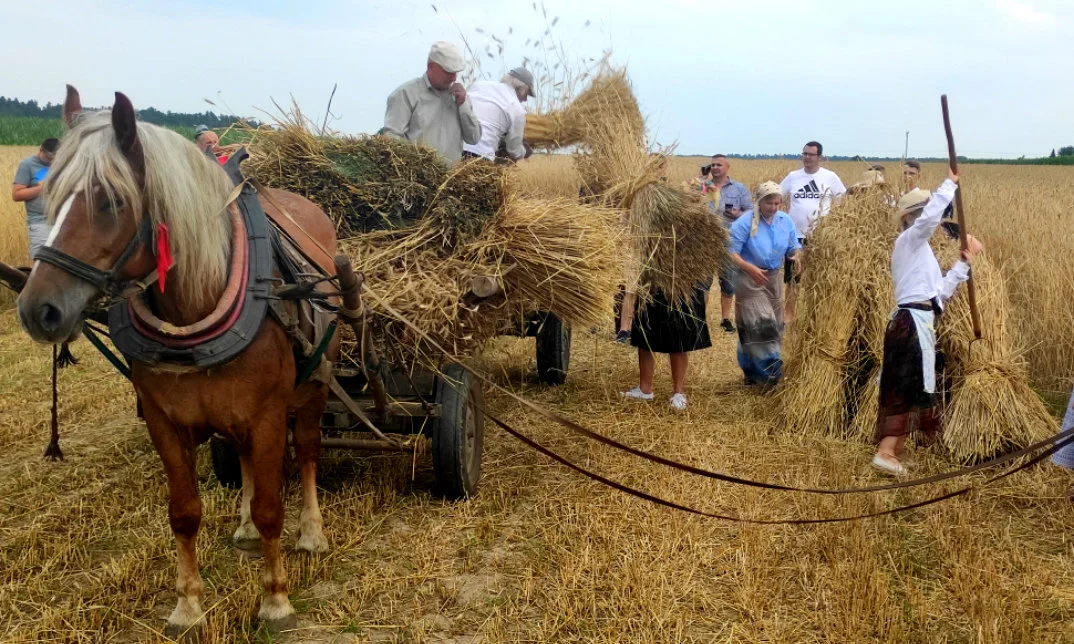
left=750, top=181, right=783, bottom=237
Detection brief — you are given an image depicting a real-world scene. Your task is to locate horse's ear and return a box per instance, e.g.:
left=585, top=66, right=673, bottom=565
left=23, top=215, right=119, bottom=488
left=62, top=84, right=82, bottom=128
left=111, top=92, right=139, bottom=157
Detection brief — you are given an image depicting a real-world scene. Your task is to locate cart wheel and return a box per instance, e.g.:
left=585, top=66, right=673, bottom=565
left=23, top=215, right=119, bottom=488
left=432, top=363, right=484, bottom=500
left=536, top=313, right=571, bottom=386
left=210, top=437, right=242, bottom=489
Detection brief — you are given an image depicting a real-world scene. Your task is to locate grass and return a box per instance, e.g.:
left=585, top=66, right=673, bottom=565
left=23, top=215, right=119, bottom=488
left=1, top=148, right=1074, bottom=641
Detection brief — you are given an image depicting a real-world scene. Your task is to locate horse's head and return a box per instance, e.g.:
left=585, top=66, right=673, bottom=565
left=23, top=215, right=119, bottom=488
left=18, top=86, right=157, bottom=343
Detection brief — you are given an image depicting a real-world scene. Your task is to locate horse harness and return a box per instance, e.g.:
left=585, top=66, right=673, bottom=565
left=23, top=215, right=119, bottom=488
left=51, top=149, right=336, bottom=383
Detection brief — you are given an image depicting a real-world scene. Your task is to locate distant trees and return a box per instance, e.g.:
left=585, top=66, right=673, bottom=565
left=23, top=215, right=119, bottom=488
left=0, top=95, right=257, bottom=129
left=1059, top=146, right=1074, bottom=157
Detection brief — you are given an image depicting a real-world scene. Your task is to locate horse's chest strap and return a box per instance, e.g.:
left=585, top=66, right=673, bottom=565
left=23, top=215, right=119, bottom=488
left=108, top=182, right=274, bottom=369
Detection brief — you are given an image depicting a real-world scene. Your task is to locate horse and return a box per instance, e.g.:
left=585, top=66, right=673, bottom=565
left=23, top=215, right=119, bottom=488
left=17, top=86, right=338, bottom=638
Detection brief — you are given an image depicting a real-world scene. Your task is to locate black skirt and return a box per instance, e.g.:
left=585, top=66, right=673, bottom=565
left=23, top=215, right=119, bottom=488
left=877, top=308, right=938, bottom=416
left=630, top=286, right=712, bottom=354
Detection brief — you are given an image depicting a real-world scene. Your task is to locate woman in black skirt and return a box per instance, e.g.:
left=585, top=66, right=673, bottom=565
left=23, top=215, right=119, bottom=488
left=621, top=285, right=712, bottom=410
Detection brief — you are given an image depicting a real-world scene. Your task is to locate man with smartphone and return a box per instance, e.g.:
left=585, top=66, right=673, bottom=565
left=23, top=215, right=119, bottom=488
left=707, top=154, right=752, bottom=333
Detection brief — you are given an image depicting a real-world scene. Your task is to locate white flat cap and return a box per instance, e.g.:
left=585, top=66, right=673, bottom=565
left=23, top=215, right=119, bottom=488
left=428, top=41, right=465, bottom=74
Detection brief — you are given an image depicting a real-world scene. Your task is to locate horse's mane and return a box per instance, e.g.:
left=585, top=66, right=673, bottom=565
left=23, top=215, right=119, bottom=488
left=45, top=110, right=234, bottom=311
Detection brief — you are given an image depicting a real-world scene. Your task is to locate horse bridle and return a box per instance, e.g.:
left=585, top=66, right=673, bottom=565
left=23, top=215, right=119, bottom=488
left=33, top=216, right=155, bottom=298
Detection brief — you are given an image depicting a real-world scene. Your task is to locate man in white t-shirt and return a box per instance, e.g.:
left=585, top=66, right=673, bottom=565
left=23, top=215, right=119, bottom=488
left=778, top=140, right=846, bottom=322
left=462, top=67, right=535, bottom=162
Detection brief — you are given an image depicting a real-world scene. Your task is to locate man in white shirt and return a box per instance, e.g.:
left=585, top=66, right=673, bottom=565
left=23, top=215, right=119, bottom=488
left=463, top=67, right=535, bottom=162
left=778, top=140, right=846, bottom=322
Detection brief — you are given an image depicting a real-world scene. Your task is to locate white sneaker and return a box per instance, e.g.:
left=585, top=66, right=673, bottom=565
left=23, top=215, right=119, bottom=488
left=669, top=393, right=688, bottom=411
left=620, top=387, right=654, bottom=401
left=871, top=453, right=908, bottom=476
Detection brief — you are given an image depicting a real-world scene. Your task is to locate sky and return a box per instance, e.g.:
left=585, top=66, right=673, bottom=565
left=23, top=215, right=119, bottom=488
left=3, top=0, right=1071, bottom=159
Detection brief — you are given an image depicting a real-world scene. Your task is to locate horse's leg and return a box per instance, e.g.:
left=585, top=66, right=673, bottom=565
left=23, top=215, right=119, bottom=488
left=294, top=398, right=328, bottom=553
left=233, top=454, right=262, bottom=545
left=249, top=407, right=298, bottom=631
left=143, top=407, right=205, bottom=638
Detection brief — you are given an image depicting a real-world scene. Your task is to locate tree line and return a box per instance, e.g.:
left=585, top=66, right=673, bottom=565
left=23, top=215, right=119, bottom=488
left=0, top=96, right=257, bottom=129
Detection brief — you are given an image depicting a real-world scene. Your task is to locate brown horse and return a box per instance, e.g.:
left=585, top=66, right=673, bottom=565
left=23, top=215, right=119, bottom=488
left=17, top=87, right=337, bottom=638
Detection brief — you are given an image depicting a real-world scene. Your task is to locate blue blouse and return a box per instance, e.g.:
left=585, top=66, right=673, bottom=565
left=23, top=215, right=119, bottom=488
left=730, top=210, right=801, bottom=270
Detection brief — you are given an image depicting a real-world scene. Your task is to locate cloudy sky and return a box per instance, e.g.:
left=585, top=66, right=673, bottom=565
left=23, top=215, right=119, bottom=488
left=3, top=0, right=1070, bottom=158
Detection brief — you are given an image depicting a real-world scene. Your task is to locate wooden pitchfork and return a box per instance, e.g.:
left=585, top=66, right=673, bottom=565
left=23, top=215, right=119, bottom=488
left=941, top=95, right=983, bottom=343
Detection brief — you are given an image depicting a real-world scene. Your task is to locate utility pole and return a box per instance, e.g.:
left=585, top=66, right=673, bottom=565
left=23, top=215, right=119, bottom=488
left=904, top=131, right=910, bottom=160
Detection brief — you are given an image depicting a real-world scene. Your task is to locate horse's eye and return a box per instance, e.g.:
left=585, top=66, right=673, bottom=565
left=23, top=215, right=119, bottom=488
left=98, top=199, right=124, bottom=213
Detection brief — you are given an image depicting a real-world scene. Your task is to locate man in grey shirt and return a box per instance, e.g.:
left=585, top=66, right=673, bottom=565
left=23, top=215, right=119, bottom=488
left=382, top=41, right=482, bottom=163
left=706, top=154, right=752, bottom=333
left=12, top=137, right=59, bottom=261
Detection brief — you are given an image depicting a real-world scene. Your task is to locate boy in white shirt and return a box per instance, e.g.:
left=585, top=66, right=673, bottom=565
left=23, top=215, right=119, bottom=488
left=779, top=141, right=846, bottom=322
left=871, top=169, right=983, bottom=475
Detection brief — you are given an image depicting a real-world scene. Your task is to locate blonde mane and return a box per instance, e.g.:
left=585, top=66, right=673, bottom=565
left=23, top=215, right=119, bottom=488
left=45, top=111, right=234, bottom=310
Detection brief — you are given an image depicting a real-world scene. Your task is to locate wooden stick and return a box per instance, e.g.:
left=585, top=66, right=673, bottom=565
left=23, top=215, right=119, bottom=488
left=941, top=95, right=983, bottom=340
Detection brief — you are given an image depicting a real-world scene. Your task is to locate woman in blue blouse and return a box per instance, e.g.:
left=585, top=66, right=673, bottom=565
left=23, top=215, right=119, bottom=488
left=729, top=182, right=801, bottom=385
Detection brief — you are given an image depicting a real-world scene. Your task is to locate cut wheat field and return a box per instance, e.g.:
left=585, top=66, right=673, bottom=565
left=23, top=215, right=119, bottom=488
left=2, top=146, right=1074, bottom=643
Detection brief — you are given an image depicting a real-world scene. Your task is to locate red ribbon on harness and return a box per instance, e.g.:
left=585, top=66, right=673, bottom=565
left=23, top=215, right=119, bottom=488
left=155, top=223, right=173, bottom=293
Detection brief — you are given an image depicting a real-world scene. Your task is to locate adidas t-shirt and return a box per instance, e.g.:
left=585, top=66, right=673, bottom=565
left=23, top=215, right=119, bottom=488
left=779, top=167, right=846, bottom=239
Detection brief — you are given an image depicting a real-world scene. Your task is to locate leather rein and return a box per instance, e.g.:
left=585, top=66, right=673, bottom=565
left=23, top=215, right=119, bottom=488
left=33, top=216, right=157, bottom=299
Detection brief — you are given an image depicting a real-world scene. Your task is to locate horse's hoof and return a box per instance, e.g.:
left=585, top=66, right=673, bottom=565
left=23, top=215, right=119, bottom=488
left=164, top=622, right=204, bottom=643
left=296, top=533, right=329, bottom=554
left=261, top=613, right=299, bottom=635
left=232, top=523, right=261, bottom=543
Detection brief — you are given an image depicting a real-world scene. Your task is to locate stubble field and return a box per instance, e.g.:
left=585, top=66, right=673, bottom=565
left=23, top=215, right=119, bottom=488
left=2, top=146, right=1074, bottom=642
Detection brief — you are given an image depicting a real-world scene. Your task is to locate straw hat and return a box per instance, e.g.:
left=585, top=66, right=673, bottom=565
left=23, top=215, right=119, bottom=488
left=850, top=169, right=885, bottom=191
left=896, top=188, right=931, bottom=217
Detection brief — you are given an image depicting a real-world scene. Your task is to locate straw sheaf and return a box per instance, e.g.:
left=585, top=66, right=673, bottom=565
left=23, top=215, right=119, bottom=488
left=523, top=70, right=645, bottom=150
left=779, top=189, right=894, bottom=440
left=932, top=242, right=1058, bottom=461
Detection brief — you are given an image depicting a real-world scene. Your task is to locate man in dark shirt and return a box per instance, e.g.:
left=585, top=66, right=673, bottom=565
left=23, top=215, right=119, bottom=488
left=12, top=138, right=59, bottom=261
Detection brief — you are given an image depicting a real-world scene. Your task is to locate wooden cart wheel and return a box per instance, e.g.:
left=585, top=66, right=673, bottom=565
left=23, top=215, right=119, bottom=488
left=536, top=313, right=571, bottom=386
left=210, top=437, right=242, bottom=489
left=432, top=363, right=484, bottom=499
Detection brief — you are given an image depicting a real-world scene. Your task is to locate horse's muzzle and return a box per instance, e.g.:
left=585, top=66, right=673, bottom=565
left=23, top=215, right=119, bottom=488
left=17, top=269, right=95, bottom=344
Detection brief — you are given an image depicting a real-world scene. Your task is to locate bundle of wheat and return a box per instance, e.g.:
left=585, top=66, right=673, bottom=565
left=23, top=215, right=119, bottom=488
left=624, top=182, right=728, bottom=305
left=779, top=188, right=893, bottom=439
left=523, top=70, right=644, bottom=151
left=933, top=244, right=1058, bottom=461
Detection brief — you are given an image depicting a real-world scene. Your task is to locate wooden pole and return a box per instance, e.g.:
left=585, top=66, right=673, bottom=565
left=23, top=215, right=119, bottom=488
left=941, top=95, right=983, bottom=340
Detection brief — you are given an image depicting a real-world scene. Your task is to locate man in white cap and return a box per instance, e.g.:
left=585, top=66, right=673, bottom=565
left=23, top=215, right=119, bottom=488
left=382, top=41, right=482, bottom=163
left=462, top=67, right=535, bottom=162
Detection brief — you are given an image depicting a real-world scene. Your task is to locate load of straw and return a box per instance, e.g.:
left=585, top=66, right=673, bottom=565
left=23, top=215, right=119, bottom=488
left=778, top=185, right=1056, bottom=461
left=246, top=128, right=503, bottom=247
left=523, top=70, right=645, bottom=151
left=244, top=123, right=621, bottom=368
